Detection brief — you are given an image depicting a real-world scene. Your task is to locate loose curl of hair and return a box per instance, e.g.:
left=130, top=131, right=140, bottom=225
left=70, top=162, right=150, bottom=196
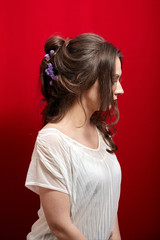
left=40, top=33, right=123, bottom=153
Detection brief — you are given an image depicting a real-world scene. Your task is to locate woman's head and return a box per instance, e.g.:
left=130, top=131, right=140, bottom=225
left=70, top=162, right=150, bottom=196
left=40, top=33, right=123, bottom=153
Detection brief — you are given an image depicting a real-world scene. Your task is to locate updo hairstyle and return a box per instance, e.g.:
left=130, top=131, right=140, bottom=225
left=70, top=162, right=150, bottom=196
left=40, top=33, right=122, bottom=153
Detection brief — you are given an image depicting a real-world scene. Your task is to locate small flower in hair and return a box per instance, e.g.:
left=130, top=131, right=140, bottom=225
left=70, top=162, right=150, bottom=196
left=49, top=80, right=53, bottom=86
left=50, top=49, right=55, bottom=54
left=45, top=63, right=57, bottom=80
left=44, top=54, right=50, bottom=60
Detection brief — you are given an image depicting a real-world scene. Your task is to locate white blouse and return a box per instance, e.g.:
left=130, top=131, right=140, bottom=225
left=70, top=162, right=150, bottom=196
left=25, top=127, right=122, bottom=240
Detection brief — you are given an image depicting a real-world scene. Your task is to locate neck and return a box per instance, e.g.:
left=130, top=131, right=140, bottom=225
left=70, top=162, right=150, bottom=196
left=60, top=98, right=95, bottom=131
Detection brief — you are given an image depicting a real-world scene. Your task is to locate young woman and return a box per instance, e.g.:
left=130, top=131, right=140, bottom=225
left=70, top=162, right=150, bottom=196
left=25, top=33, right=124, bottom=240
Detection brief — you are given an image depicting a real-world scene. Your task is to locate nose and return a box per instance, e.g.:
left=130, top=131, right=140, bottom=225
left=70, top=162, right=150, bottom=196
left=114, top=81, right=124, bottom=96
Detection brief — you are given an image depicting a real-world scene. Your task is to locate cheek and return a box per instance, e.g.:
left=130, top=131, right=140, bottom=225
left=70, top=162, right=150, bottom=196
left=92, top=85, right=100, bottom=102
left=112, top=83, right=117, bottom=94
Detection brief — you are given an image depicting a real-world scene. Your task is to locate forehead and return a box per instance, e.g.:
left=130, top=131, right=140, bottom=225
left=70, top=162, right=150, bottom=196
left=114, top=57, right=122, bottom=75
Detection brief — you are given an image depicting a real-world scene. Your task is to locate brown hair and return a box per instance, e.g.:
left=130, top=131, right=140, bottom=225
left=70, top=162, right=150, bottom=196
left=40, top=33, right=123, bottom=153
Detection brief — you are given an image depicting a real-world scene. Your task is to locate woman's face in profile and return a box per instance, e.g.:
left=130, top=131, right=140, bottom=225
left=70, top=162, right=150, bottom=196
left=112, top=57, right=124, bottom=101
left=82, top=56, right=124, bottom=112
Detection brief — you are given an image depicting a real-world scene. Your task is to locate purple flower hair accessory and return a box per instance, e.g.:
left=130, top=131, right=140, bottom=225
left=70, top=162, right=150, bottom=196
left=45, top=63, right=57, bottom=80
left=49, top=80, right=53, bottom=86
left=44, top=50, right=54, bottom=60
left=44, top=54, right=50, bottom=60
left=50, top=49, right=55, bottom=54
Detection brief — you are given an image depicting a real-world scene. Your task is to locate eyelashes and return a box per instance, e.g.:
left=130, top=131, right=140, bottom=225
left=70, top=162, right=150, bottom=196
left=112, top=79, right=118, bottom=85
left=112, top=76, right=122, bottom=84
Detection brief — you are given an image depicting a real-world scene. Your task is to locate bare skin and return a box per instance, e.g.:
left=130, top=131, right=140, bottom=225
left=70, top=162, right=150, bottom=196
left=43, top=77, right=101, bottom=149
left=40, top=56, right=124, bottom=240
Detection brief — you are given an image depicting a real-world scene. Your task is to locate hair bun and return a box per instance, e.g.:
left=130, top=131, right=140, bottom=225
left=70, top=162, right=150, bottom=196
left=44, top=36, right=65, bottom=53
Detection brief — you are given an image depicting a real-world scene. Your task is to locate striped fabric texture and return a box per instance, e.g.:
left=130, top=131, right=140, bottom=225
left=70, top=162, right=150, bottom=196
left=25, top=127, right=122, bottom=240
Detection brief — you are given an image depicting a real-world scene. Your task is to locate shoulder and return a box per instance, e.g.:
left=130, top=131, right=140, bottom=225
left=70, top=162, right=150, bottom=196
left=36, top=128, right=68, bottom=155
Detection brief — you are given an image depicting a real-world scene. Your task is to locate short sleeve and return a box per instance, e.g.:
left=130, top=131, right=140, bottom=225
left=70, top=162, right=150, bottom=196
left=25, top=132, right=71, bottom=195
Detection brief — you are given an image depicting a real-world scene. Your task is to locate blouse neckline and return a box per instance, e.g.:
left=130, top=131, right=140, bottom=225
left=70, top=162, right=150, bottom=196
left=39, top=126, right=101, bottom=152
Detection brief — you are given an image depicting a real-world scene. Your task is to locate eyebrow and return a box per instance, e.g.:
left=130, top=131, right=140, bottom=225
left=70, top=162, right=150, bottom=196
left=113, top=73, right=122, bottom=77
left=112, top=73, right=122, bottom=81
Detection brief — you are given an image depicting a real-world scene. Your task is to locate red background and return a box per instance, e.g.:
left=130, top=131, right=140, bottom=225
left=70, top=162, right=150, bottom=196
left=1, top=0, right=160, bottom=239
